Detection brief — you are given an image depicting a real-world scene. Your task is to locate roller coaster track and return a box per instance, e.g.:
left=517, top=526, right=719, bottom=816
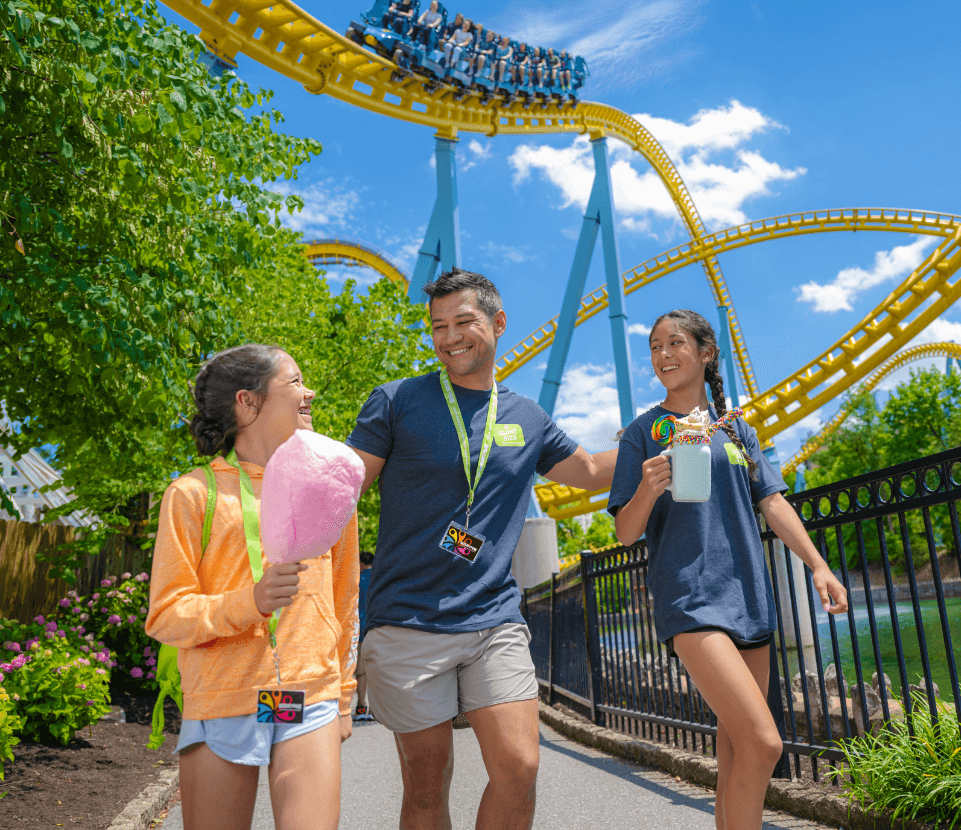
left=160, top=0, right=758, bottom=398
left=782, top=341, right=961, bottom=476
left=534, top=218, right=961, bottom=518
left=303, top=237, right=409, bottom=285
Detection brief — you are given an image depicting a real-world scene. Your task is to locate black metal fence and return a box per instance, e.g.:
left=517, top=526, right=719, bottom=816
left=522, top=446, right=961, bottom=780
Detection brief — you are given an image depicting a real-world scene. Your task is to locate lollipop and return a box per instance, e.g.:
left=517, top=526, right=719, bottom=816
left=651, top=415, right=677, bottom=446
left=260, top=430, right=365, bottom=564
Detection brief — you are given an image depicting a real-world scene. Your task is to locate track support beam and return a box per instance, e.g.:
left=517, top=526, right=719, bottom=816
left=409, top=134, right=460, bottom=301
left=716, top=304, right=740, bottom=408
left=539, top=138, right=635, bottom=427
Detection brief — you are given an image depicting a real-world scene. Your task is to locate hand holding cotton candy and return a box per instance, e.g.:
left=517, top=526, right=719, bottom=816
left=261, top=430, right=365, bottom=564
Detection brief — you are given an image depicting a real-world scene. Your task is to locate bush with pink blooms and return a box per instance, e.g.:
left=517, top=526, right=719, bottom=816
left=53, top=572, right=159, bottom=692
left=0, top=617, right=111, bottom=745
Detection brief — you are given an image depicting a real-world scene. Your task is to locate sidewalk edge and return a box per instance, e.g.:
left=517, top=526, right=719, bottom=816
left=106, top=768, right=179, bottom=830
left=538, top=702, right=929, bottom=830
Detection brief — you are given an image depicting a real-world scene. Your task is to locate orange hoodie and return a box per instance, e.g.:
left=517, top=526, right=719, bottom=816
left=146, top=457, right=359, bottom=720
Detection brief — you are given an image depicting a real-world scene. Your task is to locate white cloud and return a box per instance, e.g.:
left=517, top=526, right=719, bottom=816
left=795, top=236, right=938, bottom=313
left=461, top=139, right=493, bottom=172
left=628, top=323, right=652, bottom=337
left=509, top=101, right=804, bottom=235
left=271, top=178, right=362, bottom=238
left=490, top=0, right=704, bottom=91
left=553, top=363, right=623, bottom=451
left=481, top=241, right=535, bottom=265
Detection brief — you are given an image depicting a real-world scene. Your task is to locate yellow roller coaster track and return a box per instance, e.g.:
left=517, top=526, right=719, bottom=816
left=782, top=341, right=961, bottom=476
left=303, top=237, right=409, bottom=285
left=160, top=0, right=758, bottom=398
left=535, top=218, right=961, bottom=519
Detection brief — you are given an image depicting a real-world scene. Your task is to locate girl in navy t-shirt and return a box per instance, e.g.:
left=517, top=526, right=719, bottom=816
left=608, top=309, right=848, bottom=830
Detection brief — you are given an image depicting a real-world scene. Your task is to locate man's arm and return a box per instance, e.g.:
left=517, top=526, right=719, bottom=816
left=544, top=446, right=617, bottom=491
left=351, top=448, right=387, bottom=496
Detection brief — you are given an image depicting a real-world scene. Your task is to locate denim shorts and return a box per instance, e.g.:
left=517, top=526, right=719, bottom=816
left=174, top=698, right=339, bottom=766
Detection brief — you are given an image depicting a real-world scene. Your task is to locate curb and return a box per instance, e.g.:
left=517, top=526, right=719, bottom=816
left=538, top=702, right=930, bottom=830
left=106, top=768, right=179, bottom=830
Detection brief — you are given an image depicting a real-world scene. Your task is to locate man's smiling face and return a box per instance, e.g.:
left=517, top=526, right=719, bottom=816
left=429, top=290, right=506, bottom=388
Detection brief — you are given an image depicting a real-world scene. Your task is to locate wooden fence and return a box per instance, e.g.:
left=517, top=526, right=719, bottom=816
left=0, top=519, right=150, bottom=622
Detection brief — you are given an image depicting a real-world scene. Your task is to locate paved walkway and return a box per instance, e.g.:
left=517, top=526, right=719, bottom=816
left=157, top=715, right=840, bottom=829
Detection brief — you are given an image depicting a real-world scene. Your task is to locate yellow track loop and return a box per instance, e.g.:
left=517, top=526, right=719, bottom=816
left=782, top=341, right=961, bottom=476
left=497, top=208, right=961, bottom=381
left=159, top=0, right=756, bottom=396
left=303, top=237, right=409, bottom=285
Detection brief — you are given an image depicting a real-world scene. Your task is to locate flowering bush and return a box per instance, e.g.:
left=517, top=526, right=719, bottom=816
left=55, top=572, right=159, bottom=691
left=0, top=618, right=111, bottom=745
left=0, top=684, right=25, bottom=780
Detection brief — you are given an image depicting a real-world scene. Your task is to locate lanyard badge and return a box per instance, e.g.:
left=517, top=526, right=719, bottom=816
left=225, top=450, right=304, bottom=724
left=438, top=370, right=497, bottom=564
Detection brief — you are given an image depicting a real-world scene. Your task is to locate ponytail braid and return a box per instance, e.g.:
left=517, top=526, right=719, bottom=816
left=705, top=354, right=758, bottom=479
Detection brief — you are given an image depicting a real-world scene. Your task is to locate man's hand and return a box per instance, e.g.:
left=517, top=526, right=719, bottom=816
left=253, top=562, right=307, bottom=615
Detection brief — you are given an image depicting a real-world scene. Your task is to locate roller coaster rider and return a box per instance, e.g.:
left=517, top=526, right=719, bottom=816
left=512, top=42, right=530, bottom=85
left=413, top=0, right=442, bottom=47
left=443, top=18, right=473, bottom=69
left=494, top=35, right=513, bottom=85
left=473, top=29, right=496, bottom=76
left=386, top=0, right=417, bottom=35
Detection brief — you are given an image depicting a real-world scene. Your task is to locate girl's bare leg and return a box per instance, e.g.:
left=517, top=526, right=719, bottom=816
left=673, top=632, right=781, bottom=830
left=713, top=720, right=734, bottom=830
left=268, top=716, right=343, bottom=830
left=179, top=743, right=259, bottom=830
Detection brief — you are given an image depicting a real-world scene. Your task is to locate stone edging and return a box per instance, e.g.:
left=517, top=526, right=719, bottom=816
left=538, top=702, right=930, bottom=830
left=107, top=768, right=179, bottom=830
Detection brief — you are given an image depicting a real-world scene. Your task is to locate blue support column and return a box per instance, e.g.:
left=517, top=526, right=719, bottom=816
left=538, top=138, right=635, bottom=428
left=409, top=134, right=460, bottom=301
left=716, top=305, right=740, bottom=408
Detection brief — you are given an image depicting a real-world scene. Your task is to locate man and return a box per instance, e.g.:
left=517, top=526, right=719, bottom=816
left=346, top=268, right=616, bottom=830
left=353, top=550, right=375, bottom=722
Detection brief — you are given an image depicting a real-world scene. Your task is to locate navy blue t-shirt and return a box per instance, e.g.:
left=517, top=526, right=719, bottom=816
left=346, top=372, right=578, bottom=635
left=607, top=405, right=787, bottom=644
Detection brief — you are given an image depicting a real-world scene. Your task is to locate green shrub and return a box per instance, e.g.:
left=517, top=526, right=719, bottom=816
left=834, top=690, right=961, bottom=828
left=57, top=572, right=159, bottom=691
left=0, top=617, right=111, bottom=745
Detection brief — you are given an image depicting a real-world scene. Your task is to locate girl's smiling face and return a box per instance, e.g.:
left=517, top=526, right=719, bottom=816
left=649, top=321, right=712, bottom=395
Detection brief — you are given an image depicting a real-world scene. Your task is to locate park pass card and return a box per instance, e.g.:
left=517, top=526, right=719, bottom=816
left=257, top=689, right=305, bottom=724
left=439, top=521, right=485, bottom=563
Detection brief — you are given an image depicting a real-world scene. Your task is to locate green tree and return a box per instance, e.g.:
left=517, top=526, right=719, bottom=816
left=1, top=0, right=321, bottom=574
left=237, top=239, right=436, bottom=551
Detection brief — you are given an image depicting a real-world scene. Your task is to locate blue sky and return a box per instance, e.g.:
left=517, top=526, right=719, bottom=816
left=163, top=0, right=961, bottom=464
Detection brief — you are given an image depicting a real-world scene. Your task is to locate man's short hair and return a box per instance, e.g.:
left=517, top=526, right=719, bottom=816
left=423, top=268, right=503, bottom=321
left=360, top=550, right=375, bottom=566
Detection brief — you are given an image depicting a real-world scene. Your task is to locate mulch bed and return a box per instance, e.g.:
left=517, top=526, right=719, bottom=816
left=0, top=689, right=182, bottom=828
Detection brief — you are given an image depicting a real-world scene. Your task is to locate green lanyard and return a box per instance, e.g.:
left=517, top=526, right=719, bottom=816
left=225, top=449, right=281, bottom=643
left=439, top=369, right=498, bottom=530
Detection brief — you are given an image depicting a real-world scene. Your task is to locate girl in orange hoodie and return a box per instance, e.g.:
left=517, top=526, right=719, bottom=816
left=147, top=344, right=359, bottom=830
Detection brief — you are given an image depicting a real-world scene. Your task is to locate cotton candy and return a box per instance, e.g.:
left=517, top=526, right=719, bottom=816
left=261, top=430, right=365, bottom=564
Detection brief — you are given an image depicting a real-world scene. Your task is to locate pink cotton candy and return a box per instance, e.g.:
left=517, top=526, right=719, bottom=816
left=261, top=430, right=365, bottom=564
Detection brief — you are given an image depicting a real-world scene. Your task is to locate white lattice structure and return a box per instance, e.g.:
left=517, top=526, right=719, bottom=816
left=0, top=422, right=95, bottom=527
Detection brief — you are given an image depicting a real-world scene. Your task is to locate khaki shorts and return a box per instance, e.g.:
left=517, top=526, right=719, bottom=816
left=362, top=623, right=538, bottom=733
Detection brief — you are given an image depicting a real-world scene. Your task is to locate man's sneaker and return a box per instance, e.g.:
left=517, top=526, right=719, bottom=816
left=452, top=713, right=472, bottom=729
left=353, top=705, right=374, bottom=721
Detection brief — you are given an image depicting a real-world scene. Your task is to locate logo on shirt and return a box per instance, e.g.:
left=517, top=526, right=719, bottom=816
left=725, top=442, right=747, bottom=467
left=493, top=424, right=525, bottom=447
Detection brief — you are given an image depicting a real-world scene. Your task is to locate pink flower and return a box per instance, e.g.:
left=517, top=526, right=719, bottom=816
left=121, top=572, right=132, bottom=580
left=139, top=607, right=147, bottom=615
left=58, top=598, right=71, bottom=608
left=86, top=601, right=94, bottom=608
left=85, top=700, right=96, bottom=706
left=79, top=613, right=89, bottom=622
left=130, top=667, right=144, bottom=678
left=146, top=657, right=156, bottom=667
left=45, top=621, right=57, bottom=631
left=33, top=615, right=44, bottom=625
left=4, top=642, right=20, bottom=653
left=143, top=646, right=153, bottom=657
left=96, top=668, right=106, bottom=676
left=147, top=671, right=156, bottom=680
left=11, top=655, right=27, bottom=669
left=78, top=683, right=86, bottom=690
left=56, top=630, right=65, bottom=638
left=77, top=626, right=85, bottom=634
left=44, top=631, right=55, bottom=639
left=135, top=572, right=149, bottom=582
left=72, top=606, right=82, bottom=614
left=101, top=579, right=112, bottom=588
left=127, top=615, right=137, bottom=624
left=92, top=593, right=100, bottom=600
left=126, top=586, right=136, bottom=594
left=67, top=590, right=77, bottom=598
left=80, top=645, right=90, bottom=653
left=108, top=615, right=122, bottom=625
left=107, top=591, right=118, bottom=598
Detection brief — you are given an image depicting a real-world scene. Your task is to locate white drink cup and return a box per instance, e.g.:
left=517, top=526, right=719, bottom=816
left=660, top=435, right=712, bottom=502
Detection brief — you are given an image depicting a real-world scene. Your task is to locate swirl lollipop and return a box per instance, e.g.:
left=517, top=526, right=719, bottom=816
left=651, top=414, right=677, bottom=446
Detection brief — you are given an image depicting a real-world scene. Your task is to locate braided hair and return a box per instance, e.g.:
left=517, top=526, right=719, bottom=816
left=650, top=310, right=758, bottom=479
left=189, top=344, right=285, bottom=457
